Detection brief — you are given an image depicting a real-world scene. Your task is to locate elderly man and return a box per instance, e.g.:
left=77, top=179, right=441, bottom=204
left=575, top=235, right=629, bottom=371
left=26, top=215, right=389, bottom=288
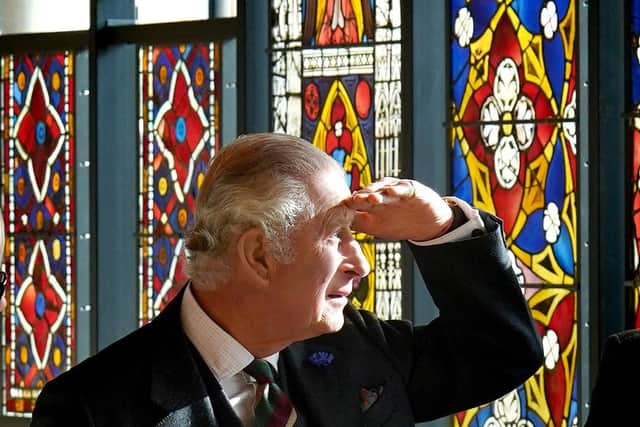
left=32, top=133, right=542, bottom=426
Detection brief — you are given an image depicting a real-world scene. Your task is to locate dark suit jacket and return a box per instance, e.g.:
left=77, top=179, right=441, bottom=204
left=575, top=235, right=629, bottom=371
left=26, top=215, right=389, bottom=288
left=31, top=213, right=543, bottom=426
left=584, top=329, right=640, bottom=427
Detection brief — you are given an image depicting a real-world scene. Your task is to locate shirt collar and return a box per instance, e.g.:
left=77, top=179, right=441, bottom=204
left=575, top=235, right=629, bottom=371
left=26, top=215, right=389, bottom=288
left=180, top=284, right=280, bottom=380
left=180, top=284, right=255, bottom=380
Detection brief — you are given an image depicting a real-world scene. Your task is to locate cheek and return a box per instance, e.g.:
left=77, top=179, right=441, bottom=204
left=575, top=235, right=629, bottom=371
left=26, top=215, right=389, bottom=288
left=289, top=244, right=343, bottom=304
left=311, top=255, right=342, bottom=290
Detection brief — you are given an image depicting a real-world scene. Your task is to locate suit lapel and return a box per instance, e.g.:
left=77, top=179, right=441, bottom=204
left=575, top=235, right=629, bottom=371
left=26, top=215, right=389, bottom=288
left=148, top=288, right=236, bottom=426
left=279, top=337, right=361, bottom=426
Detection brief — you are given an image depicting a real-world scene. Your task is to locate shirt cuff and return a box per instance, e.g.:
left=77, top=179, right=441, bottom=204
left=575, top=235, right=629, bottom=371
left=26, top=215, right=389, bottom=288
left=409, top=197, right=485, bottom=246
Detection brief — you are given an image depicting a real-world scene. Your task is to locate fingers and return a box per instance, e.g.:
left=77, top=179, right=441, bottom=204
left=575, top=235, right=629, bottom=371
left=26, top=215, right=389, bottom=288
left=344, top=178, right=416, bottom=211
left=350, top=211, right=373, bottom=233
left=355, top=177, right=403, bottom=194
left=377, top=180, right=415, bottom=198
left=344, top=192, right=383, bottom=211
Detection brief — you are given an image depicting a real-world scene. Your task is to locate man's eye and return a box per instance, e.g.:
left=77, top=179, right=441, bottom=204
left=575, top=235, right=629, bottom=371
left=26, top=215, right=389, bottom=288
left=330, top=228, right=347, bottom=239
left=331, top=227, right=355, bottom=241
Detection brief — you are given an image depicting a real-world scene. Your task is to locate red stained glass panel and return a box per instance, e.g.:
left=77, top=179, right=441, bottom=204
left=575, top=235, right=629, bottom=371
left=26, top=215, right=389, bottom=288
left=138, top=43, right=220, bottom=324
left=1, top=52, right=76, bottom=416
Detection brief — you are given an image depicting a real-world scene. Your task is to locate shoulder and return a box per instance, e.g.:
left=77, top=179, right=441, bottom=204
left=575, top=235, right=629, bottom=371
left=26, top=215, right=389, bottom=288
left=32, top=321, right=163, bottom=425
left=344, top=305, right=413, bottom=342
left=341, top=306, right=414, bottom=376
left=45, top=294, right=183, bottom=390
left=602, top=328, right=640, bottom=362
left=39, top=319, right=161, bottom=397
left=593, top=329, right=640, bottom=390
left=585, top=329, right=640, bottom=426
left=609, top=328, right=640, bottom=344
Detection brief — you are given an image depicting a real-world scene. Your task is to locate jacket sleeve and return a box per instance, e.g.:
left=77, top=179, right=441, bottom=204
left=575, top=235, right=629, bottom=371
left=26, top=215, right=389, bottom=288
left=368, top=212, right=543, bottom=421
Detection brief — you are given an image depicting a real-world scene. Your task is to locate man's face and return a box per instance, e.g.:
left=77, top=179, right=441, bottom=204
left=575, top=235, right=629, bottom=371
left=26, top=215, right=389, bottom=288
left=268, top=168, right=371, bottom=339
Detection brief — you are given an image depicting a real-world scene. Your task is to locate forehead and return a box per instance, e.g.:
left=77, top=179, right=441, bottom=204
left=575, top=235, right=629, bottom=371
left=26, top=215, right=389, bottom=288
left=309, top=168, right=351, bottom=210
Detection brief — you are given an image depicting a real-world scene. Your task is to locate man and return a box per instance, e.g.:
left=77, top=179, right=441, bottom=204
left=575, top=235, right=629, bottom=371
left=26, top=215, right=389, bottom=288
left=584, top=328, right=640, bottom=426
left=32, top=133, right=543, bottom=426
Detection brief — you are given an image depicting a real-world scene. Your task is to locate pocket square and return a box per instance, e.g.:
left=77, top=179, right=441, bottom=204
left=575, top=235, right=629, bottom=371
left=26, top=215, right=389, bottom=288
left=360, top=385, right=383, bottom=412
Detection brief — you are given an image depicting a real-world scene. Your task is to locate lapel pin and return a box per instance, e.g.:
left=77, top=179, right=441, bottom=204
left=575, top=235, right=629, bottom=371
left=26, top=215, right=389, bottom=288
left=306, top=351, right=335, bottom=367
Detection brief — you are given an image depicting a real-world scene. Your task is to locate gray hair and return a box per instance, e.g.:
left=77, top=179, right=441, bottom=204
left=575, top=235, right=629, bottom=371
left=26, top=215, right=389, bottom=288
left=185, top=133, right=342, bottom=287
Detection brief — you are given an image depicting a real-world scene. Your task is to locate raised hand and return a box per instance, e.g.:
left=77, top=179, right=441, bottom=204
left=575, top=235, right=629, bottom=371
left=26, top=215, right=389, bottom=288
left=343, top=178, right=453, bottom=242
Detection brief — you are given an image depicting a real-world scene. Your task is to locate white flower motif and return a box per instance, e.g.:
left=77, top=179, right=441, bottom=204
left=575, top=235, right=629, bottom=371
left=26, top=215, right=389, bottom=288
left=494, top=136, right=520, bottom=188
left=571, top=416, right=579, bottom=427
left=454, top=7, right=474, bottom=47
left=334, top=119, right=343, bottom=137
left=507, top=250, right=525, bottom=287
left=483, top=389, right=534, bottom=427
left=543, top=202, right=561, bottom=244
left=480, top=58, right=536, bottom=189
left=562, top=90, right=577, bottom=155
left=542, top=329, right=560, bottom=370
left=540, top=1, right=558, bottom=39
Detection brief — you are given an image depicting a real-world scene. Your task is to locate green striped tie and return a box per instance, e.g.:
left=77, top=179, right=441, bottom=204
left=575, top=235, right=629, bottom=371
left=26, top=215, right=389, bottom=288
left=244, top=359, right=297, bottom=427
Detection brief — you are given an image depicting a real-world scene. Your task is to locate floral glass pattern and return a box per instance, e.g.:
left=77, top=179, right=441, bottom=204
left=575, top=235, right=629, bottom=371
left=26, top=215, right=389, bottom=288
left=449, top=1, right=579, bottom=426
left=630, top=0, right=640, bottom=329
left=271, top=0, right=405, bottom=319
left=1, top=52, right=75, bottom=416
left=138, top=43, right=219, bottom=324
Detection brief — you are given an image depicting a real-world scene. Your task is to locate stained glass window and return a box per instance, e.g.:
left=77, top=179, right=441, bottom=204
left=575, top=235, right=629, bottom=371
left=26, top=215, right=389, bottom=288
left=1, top=52, right=75, bottom=416
left=138, top=43, right=220, bottom=325
left=449, top=1, right=579, bottom=426
left=630, top=0, right=640, bottom=329
left=271, top=0, right=405, bottom=319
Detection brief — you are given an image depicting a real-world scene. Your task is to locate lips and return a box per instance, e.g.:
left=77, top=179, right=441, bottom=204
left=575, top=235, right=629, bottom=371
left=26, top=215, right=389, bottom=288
left=327, top=285, right=353, bottom=300
left=326, top=276, right=361, bottom=300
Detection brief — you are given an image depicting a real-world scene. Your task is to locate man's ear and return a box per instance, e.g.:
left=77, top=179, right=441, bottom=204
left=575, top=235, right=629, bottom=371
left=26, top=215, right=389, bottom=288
left=236, top=228, right=274, bottom=284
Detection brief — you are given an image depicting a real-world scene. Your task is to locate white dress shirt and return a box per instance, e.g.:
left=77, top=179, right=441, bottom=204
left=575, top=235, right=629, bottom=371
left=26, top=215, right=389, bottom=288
left=179, top=197, right=483, bottom=422
left=410, top=197, right=485, bottom=246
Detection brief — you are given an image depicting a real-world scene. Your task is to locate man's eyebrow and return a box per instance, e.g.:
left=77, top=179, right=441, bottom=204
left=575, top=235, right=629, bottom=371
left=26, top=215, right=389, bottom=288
left=322, top=204, right=354, bottom=228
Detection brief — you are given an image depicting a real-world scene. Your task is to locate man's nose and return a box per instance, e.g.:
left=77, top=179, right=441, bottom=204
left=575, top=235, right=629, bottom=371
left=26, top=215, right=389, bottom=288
left=342, top=238, right=371, bottom=278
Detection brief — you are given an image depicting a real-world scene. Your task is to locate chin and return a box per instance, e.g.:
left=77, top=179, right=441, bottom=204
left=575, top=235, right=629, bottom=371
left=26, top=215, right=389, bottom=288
left=319, top=312, right=345, bottom=334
